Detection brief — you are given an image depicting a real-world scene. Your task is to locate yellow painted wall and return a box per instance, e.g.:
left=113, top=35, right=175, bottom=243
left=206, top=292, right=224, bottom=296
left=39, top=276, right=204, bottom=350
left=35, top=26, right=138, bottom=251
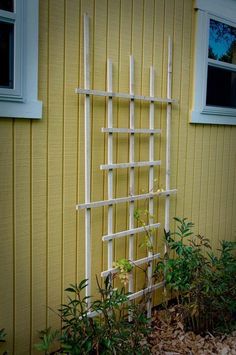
left=0, top=0, right=235, bottom=353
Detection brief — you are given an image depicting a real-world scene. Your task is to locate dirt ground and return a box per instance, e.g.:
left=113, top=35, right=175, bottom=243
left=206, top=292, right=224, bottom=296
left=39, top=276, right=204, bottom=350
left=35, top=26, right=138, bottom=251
left=149, top=308, right=236, bottom=355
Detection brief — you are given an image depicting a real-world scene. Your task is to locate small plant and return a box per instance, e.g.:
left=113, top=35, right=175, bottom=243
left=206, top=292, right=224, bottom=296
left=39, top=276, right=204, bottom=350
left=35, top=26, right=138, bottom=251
left=34, top=328, right=59, bottom=355
left=0, top=329, right=6, bottom=343
left=154, top=217, right=236, bottom=334
left=35, top=277, right=151, bottom=354
left=114, top=258, right=133, bottom=285
left=134, top=209, right=154, bottom=253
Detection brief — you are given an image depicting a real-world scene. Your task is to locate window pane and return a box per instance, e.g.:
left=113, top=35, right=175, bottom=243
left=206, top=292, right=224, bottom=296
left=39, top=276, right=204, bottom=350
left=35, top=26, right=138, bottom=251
left=0, top=21, right=14, bottom=89
left=206, top=65, right=236, bottom=108
left=0, top=0, right=14, bottom=12
left=208, top=19, right=236, bottom=65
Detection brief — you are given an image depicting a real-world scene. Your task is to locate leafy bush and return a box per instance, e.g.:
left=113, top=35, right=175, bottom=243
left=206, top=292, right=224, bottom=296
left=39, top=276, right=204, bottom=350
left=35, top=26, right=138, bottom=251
left=35, top=277, right=151, bottom=354
left=154, top=217, right=236, bottom=333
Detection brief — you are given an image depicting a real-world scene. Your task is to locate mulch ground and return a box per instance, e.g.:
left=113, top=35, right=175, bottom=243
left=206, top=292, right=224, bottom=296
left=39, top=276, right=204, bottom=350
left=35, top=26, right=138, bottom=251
left=148, top=307, right=236, bottom=355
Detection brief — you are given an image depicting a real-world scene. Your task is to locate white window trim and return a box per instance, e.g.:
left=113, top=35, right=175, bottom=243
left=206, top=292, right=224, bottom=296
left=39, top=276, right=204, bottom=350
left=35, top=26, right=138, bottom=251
left=0, top=0, right=42, bottom=119
left=191, top=0, right=236, bottom=125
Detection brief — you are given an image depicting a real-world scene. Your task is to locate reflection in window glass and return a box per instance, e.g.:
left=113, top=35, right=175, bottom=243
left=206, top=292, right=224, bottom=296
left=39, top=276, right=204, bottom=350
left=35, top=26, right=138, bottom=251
left=0, top=0, right=14, bottom=12
left=208, top=19, right=236, bottom=65
left=206, top=65, right=236, bottom=108
left=0, top=21, right=14, bottom=88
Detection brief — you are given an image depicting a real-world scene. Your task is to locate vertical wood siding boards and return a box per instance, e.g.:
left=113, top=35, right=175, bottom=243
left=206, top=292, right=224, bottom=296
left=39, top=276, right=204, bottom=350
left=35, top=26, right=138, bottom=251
left=198, top=125, right=211, bottom=236
left=180, top=0, right=194, bottom=220
left=91, top=0, right=107, bottom=290
left=137, top=0, right=155, bottom=286
left=218, top=127, right=230, bottom=241
left=105, top=0, right=121, bottom=271
left=14, top=121, right=31, bottom=352
left=231, top=145, right=236, bottom=242
left=226, top=128, right=236, bottom=241
left=205, top=126, right=218, bottom=244
left=171, top=0, right=184, bottom=221
left=152, top=0, right=164, bottom=255
left=131, top=0, right=144, bottom=288
left=0, top=121, right=14, bottom=354
left=63, top=0, right=80, bottom=294
left=114, top=0, right=132, bottom=264
left=31, top=1, right=49, bottom=348
left=47, top=0, right=64, bottom=328
left=212, top=128, right=225, bottom=247
left=191, top=126, right=204, bottom=227
left=159, top=0, right=174, bottom=241
left=77, top=1, right=93, bottom=284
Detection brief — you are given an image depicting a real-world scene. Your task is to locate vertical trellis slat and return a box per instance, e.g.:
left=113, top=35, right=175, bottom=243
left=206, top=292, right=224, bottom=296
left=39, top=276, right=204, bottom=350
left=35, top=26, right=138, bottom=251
left=107, top=59, right=113, bottom=270
left=128, top=55, right=135, bottom=294
left=147, top=66, right=155, bottom=317
left=165, top=37, right=173, bottom=239
left=84, top=13, right=91, bottom=300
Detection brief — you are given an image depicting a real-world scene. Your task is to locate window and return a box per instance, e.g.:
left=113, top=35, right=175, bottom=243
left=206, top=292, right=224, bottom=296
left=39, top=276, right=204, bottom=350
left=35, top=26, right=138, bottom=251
left=0, top=0, right=42, bottom=119
left=191, top=0, right=236, bottom=125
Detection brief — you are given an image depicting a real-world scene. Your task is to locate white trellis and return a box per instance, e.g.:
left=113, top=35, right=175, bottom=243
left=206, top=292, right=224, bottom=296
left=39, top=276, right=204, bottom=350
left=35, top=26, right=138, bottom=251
left=76, top=14, right=177, bottom=315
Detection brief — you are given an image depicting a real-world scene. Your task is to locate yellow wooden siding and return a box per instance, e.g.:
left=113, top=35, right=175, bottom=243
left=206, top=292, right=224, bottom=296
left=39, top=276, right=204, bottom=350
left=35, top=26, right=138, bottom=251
left=0, top=0, right=235, bottom=353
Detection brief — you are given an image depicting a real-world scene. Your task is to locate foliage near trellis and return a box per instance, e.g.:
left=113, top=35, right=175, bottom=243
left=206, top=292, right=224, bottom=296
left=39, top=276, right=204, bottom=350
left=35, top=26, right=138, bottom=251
left=154, top=217, right=236, bottom=333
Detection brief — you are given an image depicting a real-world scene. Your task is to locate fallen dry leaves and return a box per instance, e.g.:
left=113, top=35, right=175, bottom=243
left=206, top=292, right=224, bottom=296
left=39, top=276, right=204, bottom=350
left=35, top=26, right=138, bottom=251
left=149, top=307, right=236, bottom=355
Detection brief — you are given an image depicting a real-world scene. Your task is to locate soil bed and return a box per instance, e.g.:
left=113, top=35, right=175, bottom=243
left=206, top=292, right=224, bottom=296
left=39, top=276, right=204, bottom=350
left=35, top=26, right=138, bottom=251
left=149, top=307, right=236, bottom=355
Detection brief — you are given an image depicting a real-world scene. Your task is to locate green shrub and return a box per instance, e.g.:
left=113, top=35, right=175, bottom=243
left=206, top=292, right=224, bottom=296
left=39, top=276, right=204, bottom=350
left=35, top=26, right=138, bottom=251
left=154, top=217, right=236, bottom=333
left=35, top=277, right=151, bottom=354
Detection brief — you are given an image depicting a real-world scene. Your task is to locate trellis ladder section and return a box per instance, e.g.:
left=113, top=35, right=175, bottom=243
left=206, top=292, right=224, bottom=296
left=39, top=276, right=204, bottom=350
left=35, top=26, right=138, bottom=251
left=76, top=13, right=177, bottom=315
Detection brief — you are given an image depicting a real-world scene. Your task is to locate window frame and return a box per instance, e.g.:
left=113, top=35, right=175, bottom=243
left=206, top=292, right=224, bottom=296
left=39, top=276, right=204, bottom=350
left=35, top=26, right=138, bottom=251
left=0, top=0, right=42, bottom=119
left=191, top=0, right=236, bottom=125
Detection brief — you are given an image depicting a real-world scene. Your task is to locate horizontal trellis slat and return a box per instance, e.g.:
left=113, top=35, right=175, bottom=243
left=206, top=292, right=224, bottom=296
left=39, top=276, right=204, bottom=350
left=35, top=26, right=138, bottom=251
left=75, top=88, right=176, bottom=103
left=101, top=253, right=161, bottom=278
left=87, top=281, right=165, bottom=318
left=101, top=127, right=161, bottom=134
left=102, top=222, right=161, bottom=241
left=100, top=160, right=161, bottom=170
left=76, top=189, right=177, bottom=209
left=127, top=281, right=165, bottom=301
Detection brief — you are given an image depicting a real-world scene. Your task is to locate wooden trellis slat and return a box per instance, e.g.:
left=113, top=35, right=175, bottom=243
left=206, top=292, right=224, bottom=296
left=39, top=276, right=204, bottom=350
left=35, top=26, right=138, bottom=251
left=76, top=14, right=177, bottom=315
left=83, top=14, right=91, bottom=302
left=101, top=253, right=161, bottom=278
left=107, top=58, right=113, bottom=271
left=147, top=66, right=155, bottom=317
left=100, top=160, right=161, bottom=170
left=76, top=189, right=177, bottom=210
left=101, top=128, right=161, bottom=134
left=87, top=280, right=165, bottom=319
left=75, top=87, right=176, bottom=104
left=102, top=222, right=161, bottom=242
left=129, top=55, right=135, bottom=295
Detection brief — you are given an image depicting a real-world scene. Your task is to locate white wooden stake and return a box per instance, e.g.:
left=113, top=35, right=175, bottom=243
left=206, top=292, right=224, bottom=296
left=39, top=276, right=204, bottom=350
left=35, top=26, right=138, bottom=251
left=165, top=37, right=173, bottom=246
left=147, top=66, right=155, bottom=318
left=84, top=14, right=91, bottom=301
left=129, top=55, right=135, bottom=294
left=107, top=59, right=113, bottom=271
